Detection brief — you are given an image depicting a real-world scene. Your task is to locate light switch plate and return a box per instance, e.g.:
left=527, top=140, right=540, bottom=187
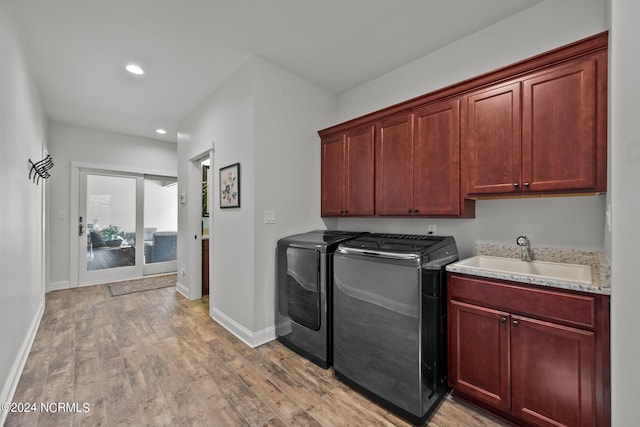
left=264, top=210, right=277, bottom=224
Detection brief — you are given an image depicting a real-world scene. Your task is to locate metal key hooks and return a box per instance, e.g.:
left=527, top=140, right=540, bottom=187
left=28, top=154, right=54, bottom=184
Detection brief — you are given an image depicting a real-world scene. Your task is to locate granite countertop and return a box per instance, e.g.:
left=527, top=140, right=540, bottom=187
left=446, top=242, right=611, bottom=296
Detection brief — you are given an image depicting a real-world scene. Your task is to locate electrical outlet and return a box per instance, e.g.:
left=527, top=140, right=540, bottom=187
left=427, top=224, right=437, bottom=235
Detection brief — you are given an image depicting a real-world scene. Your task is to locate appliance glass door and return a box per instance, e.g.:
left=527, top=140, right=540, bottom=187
left=286, top=247, right=321, bottom=330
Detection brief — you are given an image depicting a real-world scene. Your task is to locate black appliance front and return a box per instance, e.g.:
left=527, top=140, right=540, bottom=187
left=276, top=230, right=363, bottom=369
left=333, top=234, right=457, bottom=425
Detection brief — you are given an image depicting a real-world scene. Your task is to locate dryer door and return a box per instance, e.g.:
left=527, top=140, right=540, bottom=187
left=286, top=247, right=321, bottom=330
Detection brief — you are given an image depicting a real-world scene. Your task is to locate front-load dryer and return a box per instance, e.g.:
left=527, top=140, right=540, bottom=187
left=276, top=230, right=364, bottom=368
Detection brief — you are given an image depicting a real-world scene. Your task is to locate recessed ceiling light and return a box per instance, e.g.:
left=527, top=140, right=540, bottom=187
left=156, top=128, right=167, bottom=135
left=125, top=64, right=144, bottom=75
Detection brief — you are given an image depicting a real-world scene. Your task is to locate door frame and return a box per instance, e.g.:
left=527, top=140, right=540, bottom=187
left=69, top=161, right=176, bottom=287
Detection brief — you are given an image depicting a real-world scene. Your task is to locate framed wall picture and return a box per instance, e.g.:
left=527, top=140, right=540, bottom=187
left=219, top=163, right=240, bottom=208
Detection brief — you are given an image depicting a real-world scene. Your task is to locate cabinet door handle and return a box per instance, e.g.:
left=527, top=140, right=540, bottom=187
left=500, top=316, right=507, bottom=323
left=524, top=182, right=530, bottom=188
left=513, top=182, right=520, bottom=189
left=408, top=209, right=413, bottom=214
left=414, top=209, right=419, bottom=213
left=513, top=320, right=520, bottom=327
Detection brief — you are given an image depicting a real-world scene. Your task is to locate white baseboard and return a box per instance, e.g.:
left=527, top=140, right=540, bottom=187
left=0, top=300, right=45, bottom=427
left=211, top=306, right=276, bottom=348
left=176, top=281, right=189, bottom=298
left=49, top=280, right=70, bottom=291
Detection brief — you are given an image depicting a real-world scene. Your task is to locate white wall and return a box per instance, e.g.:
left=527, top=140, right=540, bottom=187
left=47, top=120, right=177, bottom=288
left=333, top=0, right=609, bottom=256
left=252, top=58, right=335, bottom=332
left=610, top=0, right=640, bottom=423
left=177, top=57, right=335, bottom=342
left=0, top=1, right=47, bottom=422
left=178, top=61, right=257, bottom=328
left=338, top=0, right=608, bottom=122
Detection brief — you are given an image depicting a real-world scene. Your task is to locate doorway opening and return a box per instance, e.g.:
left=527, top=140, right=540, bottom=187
left=200, top=156, right=211, bottom=309
left=78, top=169, right=177, bottom=286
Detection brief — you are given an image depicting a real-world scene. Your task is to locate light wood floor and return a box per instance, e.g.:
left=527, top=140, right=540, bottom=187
left=5, top=284, right=508, bottom=427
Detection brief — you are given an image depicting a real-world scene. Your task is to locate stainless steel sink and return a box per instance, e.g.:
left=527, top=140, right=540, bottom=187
left=451, top=255, right=592, bottom=284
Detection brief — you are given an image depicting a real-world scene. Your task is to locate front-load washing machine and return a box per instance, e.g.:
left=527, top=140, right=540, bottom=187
left=276, top=230, right=364, bottom=368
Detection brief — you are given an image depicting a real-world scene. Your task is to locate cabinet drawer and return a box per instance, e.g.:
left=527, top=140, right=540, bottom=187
left=448, top=274, right=595, bottom=329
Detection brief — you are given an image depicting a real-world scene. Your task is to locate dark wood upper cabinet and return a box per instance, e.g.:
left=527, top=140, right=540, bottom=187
left=414, top=99, right=470, bottom=216
left=319, top=32, right=608, bottom=217
left=375, top=99, right=470, bottom=217
left=321, top=134, right=347, bottom=216
left=321, top=126, right=374, bottom=217
left=464, top=82, right=522, bottom=195
left=345, top=125, right=375, bottom=216
left=522, top=58, right=600, bottom=192
left=464, top=52, right=607, bottom=197
left=375, top=113, right=414, bottom=215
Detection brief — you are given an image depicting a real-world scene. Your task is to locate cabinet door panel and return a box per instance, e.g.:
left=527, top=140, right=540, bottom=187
left=345, top=126, right=375, bottom=216
left=464, top=82, right=521, bottom=195
left=449, top=300, right=511, bottom=412
left=376, top=114, right=414, bottom=215
left=511, top=315, right=595, bottom=427
left=522, top=59, right=598, bottom=192
left=414, top=99, right=461, bottom=216
left=321, top=136, right=345, bottom=216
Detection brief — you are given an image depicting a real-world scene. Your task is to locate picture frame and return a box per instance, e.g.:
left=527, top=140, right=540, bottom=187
left=219, top=162, right=240, bottom=208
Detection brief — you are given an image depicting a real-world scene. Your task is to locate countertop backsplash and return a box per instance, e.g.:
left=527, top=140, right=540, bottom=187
left=475, top=241, right=611, bottom=292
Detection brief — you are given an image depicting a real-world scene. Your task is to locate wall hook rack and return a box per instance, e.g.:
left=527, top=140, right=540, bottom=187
left=28, top=154, right=54, bottom=184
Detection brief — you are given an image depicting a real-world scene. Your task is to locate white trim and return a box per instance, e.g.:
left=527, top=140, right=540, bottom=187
left=70, top=161, right=176, bottom=178
left=49, top=281, right=71, bottom=291
left=0, top=300, right=44, bottom=427
left=176, top=281, right=189, bottom=298
left=211, top=306, right=276, bottom=348
left=70, top=166, right=79, bottom=287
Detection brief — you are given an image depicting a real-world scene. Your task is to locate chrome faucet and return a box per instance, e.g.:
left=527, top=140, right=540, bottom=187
left=516, top=235, right=532, bottom=262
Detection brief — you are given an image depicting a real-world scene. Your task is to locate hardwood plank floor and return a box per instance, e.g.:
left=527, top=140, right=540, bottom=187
left=4, top=284, right=509, bottom=427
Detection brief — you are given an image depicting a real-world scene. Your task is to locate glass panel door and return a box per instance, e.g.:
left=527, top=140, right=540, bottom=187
left=79, top=171, right=143, bottom=285
left=143, top=175, right=178, bottom=275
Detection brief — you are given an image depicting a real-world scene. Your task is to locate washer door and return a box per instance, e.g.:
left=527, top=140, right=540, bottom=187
left=286, top=247, right=321, bottom=330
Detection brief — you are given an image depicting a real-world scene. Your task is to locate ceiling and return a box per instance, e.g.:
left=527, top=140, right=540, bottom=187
left=11, top=0, right=541, bottom=143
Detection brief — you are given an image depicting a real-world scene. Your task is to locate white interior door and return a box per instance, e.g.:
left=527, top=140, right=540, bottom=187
left=78, top=170, right=144, bottom=285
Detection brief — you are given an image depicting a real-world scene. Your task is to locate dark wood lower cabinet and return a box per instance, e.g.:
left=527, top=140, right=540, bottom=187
left=511, top=316, right=595, bottom=427
left=448, top=273, right=610, bottom=427
left=449, top=300, right=511, bottom=412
